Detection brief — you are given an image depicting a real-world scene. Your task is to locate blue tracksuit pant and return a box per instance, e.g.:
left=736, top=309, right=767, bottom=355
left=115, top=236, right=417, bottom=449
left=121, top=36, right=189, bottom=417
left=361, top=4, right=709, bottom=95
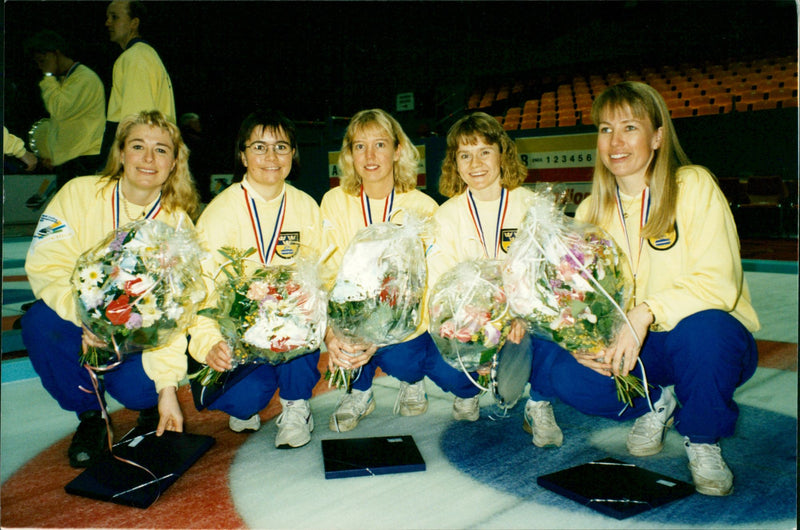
left=529, top=309, right=758, bottom=443
left=350, top=332, right=481, bottom=398
left=21, top=300, right=158, bottom=418
left=209, top=351, right=320, bottom=420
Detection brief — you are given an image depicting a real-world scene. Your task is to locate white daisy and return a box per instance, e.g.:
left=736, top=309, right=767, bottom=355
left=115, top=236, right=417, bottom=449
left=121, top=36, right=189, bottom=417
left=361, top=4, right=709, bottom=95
left=79, top=263, right=105, bottom=286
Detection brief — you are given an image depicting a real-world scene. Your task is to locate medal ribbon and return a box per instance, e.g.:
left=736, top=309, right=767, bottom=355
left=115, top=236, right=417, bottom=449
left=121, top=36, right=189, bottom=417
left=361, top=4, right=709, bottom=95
left=243, top=184, right=286, bottom=265
left=112, top=181, right=162, bottom=229
left=615, top=186, right=650, bottom=301
left=467, top=187, right=509, bottom=258
left=360, top=186, right=395, bottom=226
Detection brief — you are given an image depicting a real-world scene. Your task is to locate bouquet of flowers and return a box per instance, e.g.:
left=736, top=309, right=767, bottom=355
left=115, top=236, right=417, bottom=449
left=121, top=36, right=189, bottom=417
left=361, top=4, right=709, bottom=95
left=326, top=217, right=427, bottom=389
left=192, top=247, right=327, bottom=387
left=428, top=259, right=511, bottom=383
left=71, top=217, right=207, bottom=368
left=502, top=193, right=646, bottom=406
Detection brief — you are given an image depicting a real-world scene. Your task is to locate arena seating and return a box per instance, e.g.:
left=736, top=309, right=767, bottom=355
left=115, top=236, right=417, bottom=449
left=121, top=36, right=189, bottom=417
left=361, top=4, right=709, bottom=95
left=474, top=55, right=797, bottom=131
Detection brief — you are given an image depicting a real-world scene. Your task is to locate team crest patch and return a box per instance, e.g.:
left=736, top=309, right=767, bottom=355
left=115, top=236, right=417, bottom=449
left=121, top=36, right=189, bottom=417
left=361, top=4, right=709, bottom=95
left=500, top=229, right=517, bottom=254
left=275, top=232, right=300, bottom=259
left=648, top=223, right=679, bottom=251
left=30, top=213, right=73, bottom=253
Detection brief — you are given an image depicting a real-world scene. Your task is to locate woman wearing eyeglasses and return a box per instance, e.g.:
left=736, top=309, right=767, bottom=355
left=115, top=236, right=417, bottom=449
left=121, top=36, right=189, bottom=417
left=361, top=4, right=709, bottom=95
left=187, top=109, right=324, bottom=449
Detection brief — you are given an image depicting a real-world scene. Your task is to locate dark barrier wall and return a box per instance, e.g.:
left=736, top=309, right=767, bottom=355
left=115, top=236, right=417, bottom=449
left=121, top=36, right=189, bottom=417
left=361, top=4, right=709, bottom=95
left=296, top=108, right=798, bottom=205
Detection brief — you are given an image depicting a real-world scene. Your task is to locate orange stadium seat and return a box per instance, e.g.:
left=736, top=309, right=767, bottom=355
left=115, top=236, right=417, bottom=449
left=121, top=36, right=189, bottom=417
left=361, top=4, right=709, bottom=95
left=671, top=107, right=693, bottom=118
left=694, top=104, right=722, bottom=116
left=538, top=115, right=556, bottom=129
left=750, top=99, right=779, bottom=111
left=558, top=114, right=578, bottom=127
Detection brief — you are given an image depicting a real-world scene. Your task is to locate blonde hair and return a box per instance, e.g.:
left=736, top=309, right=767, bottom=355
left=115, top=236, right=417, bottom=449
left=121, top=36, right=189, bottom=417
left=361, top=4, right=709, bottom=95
left=587, top=81, right=692, bottom=238
left=337, top=109, right=419, bottom=195
left=439, top=112, right=527, bottom=198
left=100, top=110, right=200, bottom=219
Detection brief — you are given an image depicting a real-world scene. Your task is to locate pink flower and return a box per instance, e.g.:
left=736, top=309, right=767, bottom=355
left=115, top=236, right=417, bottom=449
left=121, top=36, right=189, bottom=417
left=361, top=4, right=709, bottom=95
left=454, top=327, right=473, bottom=343
left=439, top=320, right=456, bottom=339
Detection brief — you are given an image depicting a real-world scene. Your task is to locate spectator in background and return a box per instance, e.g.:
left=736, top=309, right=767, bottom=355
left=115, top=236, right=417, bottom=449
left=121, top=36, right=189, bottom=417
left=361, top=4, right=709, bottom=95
left=180, top=112, right=214, bottom=203
left=24, top=30, right=105, bottom=190
left=99, top=0, right=175, bottom=164
left=4, top=126, right=38, bottom=172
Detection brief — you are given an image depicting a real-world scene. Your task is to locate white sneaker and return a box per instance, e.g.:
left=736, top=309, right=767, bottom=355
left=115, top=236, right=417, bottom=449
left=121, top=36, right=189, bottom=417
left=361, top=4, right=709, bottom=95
left=523, top=400, right=563, bottom=448
left=229, top=413, right=261, bottom=433
left=275, top=398, right=314, bottom=449
left=627, top=387, right=678, bottom=456
left=393, top=380, right=428, bottom=416
left=685, top=437, right=734, bottom=496
left=329, top=388, right=375, bottom=432
left=453, top=395, right=480, bottom=421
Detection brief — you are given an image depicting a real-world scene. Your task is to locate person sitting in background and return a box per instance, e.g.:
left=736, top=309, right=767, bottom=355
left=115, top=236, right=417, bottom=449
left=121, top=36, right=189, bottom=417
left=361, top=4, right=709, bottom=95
left=525, top=81, right=759, bottom=496
left=24, top=30, right=105, bottom=190
left=3, top=126, right=38, bottom=172
left=179, top=112, right=214, bottom=204
left=187, top=110, right=323, bottom=448
left=100, top=0, right=175, bottom=164
left=22, top=110, right=200, bottom=468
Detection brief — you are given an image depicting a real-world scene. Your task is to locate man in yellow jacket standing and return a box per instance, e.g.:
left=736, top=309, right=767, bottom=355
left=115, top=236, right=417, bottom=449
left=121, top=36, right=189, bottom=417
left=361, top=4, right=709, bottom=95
left=99, top=0, right=176, bottom=163
left=25, top=30, right=105, bottom=191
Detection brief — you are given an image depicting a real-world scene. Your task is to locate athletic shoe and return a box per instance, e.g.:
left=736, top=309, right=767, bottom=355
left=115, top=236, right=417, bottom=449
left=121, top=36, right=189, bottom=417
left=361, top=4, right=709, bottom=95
left=626, top=387, right=677, bottom=456
left=523, top=400, right=563, bottom=448
left=452, top=395, right=480, bottom=421
left=275, top=399, right=314, bottom=449
left=229, top=413, right=261, bottom=433
left=68, top=410, right=109, bottom=468
left=684, top=437, right=734, bottom=496
left=329, top=388, right=375, bottom=432
left=393, top=380, right=428, bottom=416
left=136, top=406, right=160, bottom=432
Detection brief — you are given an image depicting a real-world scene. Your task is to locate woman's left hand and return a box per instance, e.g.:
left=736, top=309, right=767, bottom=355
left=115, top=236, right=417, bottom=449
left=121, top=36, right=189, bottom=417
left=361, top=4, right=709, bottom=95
left=602, top=303, right=654, bottom=377
left=507, top=318, right=527, bottom=344
left=156, top=386, right=183, bottom=436
left=81, top=325, right=107, bottom=352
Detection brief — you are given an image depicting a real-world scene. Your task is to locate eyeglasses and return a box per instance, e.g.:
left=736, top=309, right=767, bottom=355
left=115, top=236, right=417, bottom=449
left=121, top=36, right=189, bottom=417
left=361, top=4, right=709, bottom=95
left=245, top=141, right=292, bottom=156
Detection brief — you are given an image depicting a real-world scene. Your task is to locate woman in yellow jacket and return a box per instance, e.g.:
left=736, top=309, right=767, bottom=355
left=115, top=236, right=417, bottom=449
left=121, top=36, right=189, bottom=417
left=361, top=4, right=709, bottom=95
left=22, top=110, right=199, bottom=468
left=525, top=82, right=759, bottom=497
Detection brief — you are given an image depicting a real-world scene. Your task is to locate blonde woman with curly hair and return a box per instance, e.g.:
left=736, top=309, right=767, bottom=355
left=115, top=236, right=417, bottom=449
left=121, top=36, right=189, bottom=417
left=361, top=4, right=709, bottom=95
left=424, top=111, right=538, bottom=424
left=23, top=109, right=199, bottom=468
left=525, top=82, right=759, bottom=496
left=320, top=108, right=441, bottom=433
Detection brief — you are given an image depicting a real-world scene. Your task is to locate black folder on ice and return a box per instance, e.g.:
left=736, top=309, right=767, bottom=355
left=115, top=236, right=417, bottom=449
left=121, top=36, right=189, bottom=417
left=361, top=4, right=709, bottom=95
left=65, top=427, right=215, bottom=508
left=321, top=435, right=425, bottom=479
left=537, top=457, right=695, bottom=519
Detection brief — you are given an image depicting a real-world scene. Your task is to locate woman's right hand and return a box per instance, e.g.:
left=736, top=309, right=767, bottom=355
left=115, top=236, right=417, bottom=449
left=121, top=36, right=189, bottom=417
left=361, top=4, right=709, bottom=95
left=205, top=341, right=233, bottom=372
left=324, top=327, right=377, bottom=372
left=81, top=325, right=107, bottom=352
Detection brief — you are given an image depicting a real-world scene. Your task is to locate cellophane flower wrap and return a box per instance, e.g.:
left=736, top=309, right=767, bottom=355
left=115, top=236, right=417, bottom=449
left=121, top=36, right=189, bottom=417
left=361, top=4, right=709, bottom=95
left=502, top=193, right=646, bottom=406
left=428, top=259, right=511, bottom=378
left=71, top=217, right=208, bottom=368
left=192, top=247, right=327, bottom=387
left=326, top=216, right=427, bottom=389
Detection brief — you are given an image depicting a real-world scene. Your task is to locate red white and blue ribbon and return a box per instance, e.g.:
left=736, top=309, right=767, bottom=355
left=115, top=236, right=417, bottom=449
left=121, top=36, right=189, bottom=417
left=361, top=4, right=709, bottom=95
left=112, top=181, right=162, bottom=229
left=243, top=184, right=286, bottom=265
left=360, top=186, right=395, bottom=226
left=615, top=186, right=650, bottom=300
left=467, top=187, right=509, bottom=258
